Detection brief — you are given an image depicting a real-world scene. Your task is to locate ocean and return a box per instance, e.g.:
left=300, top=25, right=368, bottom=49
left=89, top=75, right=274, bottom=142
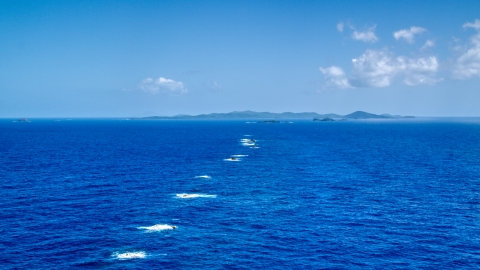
left=1, top=118, right=479, bottom=269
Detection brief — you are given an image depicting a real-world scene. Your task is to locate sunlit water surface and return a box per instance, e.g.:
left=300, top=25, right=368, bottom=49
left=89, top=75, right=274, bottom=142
left=1, top=118, right=479, bottom=269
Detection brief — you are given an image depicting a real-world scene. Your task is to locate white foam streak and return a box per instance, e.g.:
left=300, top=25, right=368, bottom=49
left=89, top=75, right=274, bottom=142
left=113, top=251, right=146, bottom=260
left=137, top=224, right=177, bottom=231
left=195, top=175, right=211, bottom=179
left=176, top=193, right=217, bottom=198
left=242, top=143, right=255, bottom=146
left=224, top=158, right=241, bottom=162
left=231, top=155, right=248, bottom=157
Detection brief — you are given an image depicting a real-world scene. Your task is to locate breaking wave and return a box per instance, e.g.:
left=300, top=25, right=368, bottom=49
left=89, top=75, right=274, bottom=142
left=242, top=143, right=255, bottom=146
left=137, top=224, right=177, bottom=231
left=176, top=193, right=217, bottom=199
left=113, top=251, right=146, bottom=260
left=195, top=175, right=211, bottom=179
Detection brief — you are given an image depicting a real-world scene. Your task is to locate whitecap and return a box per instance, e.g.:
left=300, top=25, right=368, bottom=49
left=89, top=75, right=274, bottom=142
left=176, top=193, right=217, bottom=199
left=242, top=143, right=255, bottom=146
left=231, top=155, right=248, bottom=157
left=224, top=158, right=241, bottom=162
left=137, top=224, right=177, bottom=231
left=113, top=251, right=146, bottom=260
left=195, top=175, right=211, bottom=179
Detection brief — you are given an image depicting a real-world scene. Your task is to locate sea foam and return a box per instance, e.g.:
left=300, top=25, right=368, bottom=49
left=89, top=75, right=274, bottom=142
left=224, top=158, right=241, bottom=162
left=195, top=175, right=212, bottom=179
left=176, top=193, right=217, bottom=199
left=137, top=224, right=177, bottom=231
left=241, top=142, right=255, bottom=146
left=113, top=251, right=146, bottom=260
left=231, top=155, right=248, bottom=157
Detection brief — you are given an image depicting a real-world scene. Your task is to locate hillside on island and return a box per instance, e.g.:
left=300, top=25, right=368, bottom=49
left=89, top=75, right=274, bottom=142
left=138, top=111, right=414, bottom=120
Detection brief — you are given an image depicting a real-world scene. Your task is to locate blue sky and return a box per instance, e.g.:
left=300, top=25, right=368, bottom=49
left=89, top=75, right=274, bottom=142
left=1, top=0, right=480, bottom=117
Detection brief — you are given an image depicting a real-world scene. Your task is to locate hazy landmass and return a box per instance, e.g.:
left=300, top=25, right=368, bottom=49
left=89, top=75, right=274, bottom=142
left=344, top=111, right=415, bottom=119
left=136, top=111, right=414, bottom=120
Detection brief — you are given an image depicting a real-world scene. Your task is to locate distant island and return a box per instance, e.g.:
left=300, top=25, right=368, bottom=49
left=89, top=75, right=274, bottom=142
left=135, top=111, right=414, bottom=120
left=342, top=111, right=415, bottom=119
left=313, top=117, right=337, bottom=122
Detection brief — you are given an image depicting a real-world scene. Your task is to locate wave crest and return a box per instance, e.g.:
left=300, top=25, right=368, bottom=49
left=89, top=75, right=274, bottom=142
left=113, top=251, right=146, bottom=260
left=137, top=224, right=177, bottom=231
left=224, top=158, right=241, bottom=162
left=176, top=193, right=217, bottom=199
left=195, top=175, right=211, bottom=179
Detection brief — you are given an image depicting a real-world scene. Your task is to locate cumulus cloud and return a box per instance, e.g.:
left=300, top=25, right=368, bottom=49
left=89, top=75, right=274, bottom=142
left=393, top=26, right=426, bottom=43
left=463, top=19, right=480, bottom=30
left=350, top=50, right=399, bottom=87
left=320, top=49, right=440, bottom=88
left=319, top=66, right=351, bottom=88
left=337, top=22, right=344, bottom=32
left=321, top=20, right=480, bottom=87
left=453, top=19, right=480, bottom=79
left=351, top=26, right=378, bottom=43
left=399, top=56, right=442, bottom=85
left=138, top=77, right=187, bottom=94
left=421, top=39, right=435, bottom=50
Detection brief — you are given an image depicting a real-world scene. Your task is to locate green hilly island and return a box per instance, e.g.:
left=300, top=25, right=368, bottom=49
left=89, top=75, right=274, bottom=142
left=136, top=111, right=414, bottom=120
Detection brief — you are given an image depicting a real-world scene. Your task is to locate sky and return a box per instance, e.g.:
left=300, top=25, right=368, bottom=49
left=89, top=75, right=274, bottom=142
left=1, top=0, right=480, bottom=117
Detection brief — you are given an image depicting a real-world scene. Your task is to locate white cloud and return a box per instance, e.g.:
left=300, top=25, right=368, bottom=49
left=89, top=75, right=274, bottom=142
left=421, top=39, right=435, bottom=50
left=350, top=50, right=399, bottom=87
left=454, top=48, right=480, bottom=78
left=463, top=19, right=480, bottom=30
left=393, top=26, right=426, bottom=43
left=138, top=77, right=187, bottom=94
left=453, top=19, right=480, bottom=79
left=320, top=49, right=441, bottom=88
left=210, top=80, right=221, bottom=89
left=351, top=26, right=378, bottom=43
left=337, top=22, right=344, bottom=32
left=319, top=66, right=351, bottom=88
left=208, top=80, right=222, bottom=92
left=400, top=56, right=441, bottom=85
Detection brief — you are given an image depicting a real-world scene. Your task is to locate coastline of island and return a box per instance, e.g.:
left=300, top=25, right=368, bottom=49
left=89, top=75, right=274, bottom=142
left=133, top=110, right=415, bottom=121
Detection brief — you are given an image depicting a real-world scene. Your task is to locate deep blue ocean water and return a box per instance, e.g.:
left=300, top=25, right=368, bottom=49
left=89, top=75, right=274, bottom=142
left=1, top=118, right=480, bottom=269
